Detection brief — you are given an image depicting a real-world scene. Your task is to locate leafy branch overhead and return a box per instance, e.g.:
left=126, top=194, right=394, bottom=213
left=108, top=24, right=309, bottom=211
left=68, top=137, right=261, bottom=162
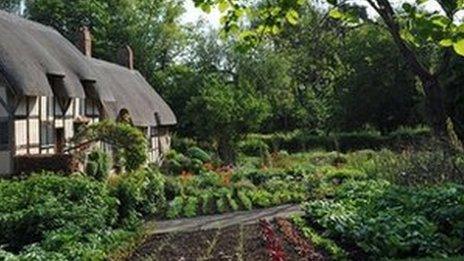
left=194, top=0, right=464, bottom=56
left=193, top=0, right=305, bottom=48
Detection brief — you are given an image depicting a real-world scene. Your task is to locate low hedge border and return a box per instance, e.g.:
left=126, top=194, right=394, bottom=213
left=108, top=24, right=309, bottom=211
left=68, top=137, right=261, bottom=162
left=13, top=154, right=80, bottom=175
left=242, top=127, right=431, bottom=154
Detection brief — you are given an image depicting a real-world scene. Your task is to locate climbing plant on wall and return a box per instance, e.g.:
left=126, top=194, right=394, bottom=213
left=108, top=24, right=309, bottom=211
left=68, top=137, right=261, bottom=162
left=72, top=120, right=148, bottom=172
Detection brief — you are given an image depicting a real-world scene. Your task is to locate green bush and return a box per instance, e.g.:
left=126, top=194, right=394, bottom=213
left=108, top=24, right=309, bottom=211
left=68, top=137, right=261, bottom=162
left=86, top=149, right=111, bottom=181
left=302, top=180, right=464, bottom=258
left=171, top=136, right=199, bottom=154
left=292, top=216, right=348, bottom=260
left=237, top=190, right=252, bottom=210
left=164, top=176, right=182, bottom=201
left=324, top=168, right=367, bottom=183
left=166, top=196, right=184, bottom=219
left=200, top=190, right=216, bottom=214
left=183, top=196, right=199, bottom=217
left=162, top=149, right=210, bottom=175
left=73, top=120, right=148, bottom=171
left=187, top=146, right=211, bottom=163
left=0, top=174, right=126, bottom=259
left=238, top=138, right=270, bottom=157
left=249, top=189, right=272, bottom=208
left=198, top=171, right=221, bottom=188
left=109, top=168, right=166, bottom=220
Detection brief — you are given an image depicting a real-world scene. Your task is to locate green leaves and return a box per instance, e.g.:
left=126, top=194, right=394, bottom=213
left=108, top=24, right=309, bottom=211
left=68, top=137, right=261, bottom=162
left=453, top=39, right=464, bottom=56
left=328, top=8, right=343, bottom=19
left=285, top=9, right=300, bottom=25
left=303, top=181, right=464, bottom=258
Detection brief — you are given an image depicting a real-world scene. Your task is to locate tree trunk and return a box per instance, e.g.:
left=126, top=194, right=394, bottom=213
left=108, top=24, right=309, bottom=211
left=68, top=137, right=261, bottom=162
left=366, top=0, right=452, bottom=142
left=217, top=138, right=236, bottom=165
left=420, top=77, right=448, bottom=139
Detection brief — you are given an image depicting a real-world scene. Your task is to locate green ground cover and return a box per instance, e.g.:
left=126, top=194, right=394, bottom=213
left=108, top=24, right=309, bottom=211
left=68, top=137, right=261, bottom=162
left=1, top=144, right=463, bottom=260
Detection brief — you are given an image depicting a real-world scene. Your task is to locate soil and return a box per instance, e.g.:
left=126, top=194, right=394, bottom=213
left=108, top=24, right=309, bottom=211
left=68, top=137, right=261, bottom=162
left=128, top=218, right=327, bottom=261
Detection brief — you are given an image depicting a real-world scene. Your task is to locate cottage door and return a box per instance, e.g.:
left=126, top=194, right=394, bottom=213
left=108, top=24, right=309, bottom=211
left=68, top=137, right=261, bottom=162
left=55, top=128, right=65, bottom=154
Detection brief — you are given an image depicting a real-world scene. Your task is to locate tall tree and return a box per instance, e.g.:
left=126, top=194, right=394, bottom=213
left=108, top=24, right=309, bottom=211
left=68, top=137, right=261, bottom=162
left=194, top=0, right=464, bottom=141
left=24, top=0, right=186, bottom=88
left=0, top=0, right=22, bottom=14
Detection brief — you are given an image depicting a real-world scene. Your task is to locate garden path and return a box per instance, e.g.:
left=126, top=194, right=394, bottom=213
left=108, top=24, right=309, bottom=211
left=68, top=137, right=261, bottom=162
left=128, top=205, right=306, bottom=260
left=144, top=204, right=302, bottom=235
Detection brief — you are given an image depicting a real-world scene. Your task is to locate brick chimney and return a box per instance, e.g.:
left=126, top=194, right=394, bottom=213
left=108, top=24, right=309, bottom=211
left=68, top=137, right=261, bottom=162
left=118, top=45, right=134, bottom=70
left=77, top=26, right=92, bottom=57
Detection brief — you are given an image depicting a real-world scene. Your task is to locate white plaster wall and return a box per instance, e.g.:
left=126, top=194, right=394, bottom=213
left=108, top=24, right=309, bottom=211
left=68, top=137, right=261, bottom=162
left=14, top=119, right=27, bottom=151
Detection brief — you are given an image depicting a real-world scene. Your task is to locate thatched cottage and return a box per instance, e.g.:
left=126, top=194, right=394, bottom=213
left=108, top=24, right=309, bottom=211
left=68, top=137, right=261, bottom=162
left=0, top=10, right=177, bottom=175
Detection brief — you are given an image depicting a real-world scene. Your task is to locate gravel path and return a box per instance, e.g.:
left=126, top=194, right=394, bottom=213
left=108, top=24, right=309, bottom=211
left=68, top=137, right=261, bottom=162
left=144, top=204, right=302, bottom=235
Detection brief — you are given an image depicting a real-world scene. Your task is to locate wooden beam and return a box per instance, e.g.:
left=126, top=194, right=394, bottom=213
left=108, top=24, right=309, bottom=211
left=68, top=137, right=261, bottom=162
left=26, top=97, right=30, bottom=154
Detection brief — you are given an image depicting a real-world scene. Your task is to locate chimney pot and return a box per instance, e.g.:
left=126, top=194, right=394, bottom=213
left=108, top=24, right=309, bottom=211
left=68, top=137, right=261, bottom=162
left=77, top=26, right=92, bottom=57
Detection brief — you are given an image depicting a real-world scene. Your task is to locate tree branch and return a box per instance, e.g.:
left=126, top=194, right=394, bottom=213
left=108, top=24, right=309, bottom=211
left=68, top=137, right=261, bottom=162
left=369, top=0, right=433, bottom=81
left=435, top=49, right=452, bottom=77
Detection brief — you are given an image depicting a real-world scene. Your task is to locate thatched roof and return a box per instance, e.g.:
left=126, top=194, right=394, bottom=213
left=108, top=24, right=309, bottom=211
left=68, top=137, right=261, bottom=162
left=92, top=59, right=177, bottom=126
left=0, top=10, right=176, bottom=126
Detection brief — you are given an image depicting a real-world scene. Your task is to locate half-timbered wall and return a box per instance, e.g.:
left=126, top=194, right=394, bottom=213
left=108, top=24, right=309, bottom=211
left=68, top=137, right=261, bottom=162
left=147, top=126, right=171, bottom=165
left=13, top=96, right=100, bottom=157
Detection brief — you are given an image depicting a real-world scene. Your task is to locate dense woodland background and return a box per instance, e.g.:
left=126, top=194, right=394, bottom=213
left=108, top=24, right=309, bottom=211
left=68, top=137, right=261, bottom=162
left=3, top=0, right=463, bottom=143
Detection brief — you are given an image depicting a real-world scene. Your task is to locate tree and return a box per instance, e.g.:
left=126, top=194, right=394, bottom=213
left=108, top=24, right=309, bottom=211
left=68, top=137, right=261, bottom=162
left=186, top=78, right=270, bottom=163
left=193, top=0, right=464, bottom=141
left=0, top=0, right=23, bottom=14
left=332, top=24, right=420, bottom=132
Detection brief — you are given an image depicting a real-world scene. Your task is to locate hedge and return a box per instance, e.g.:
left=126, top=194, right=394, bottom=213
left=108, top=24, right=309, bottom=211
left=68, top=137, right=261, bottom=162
left=14, top=154, right=80, bottom=175
left=241, top=127, right=431, bottom=154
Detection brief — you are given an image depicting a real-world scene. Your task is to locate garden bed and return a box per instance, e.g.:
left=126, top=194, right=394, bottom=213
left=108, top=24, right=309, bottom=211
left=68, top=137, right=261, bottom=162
left=129, top=218, right=326, bottom=260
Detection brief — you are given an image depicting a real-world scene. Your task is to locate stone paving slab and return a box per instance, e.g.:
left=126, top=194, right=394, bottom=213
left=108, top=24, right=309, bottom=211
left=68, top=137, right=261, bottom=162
left=144, top=204, right=302, bottom=235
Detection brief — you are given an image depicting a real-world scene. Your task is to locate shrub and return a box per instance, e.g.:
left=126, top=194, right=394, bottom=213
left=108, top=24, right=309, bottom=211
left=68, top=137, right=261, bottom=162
left=183, top=196, right=199, bottom=217
left=164, top=176, right=182, bottom=201
left=109, top=168, right=166, bottom=220
left=249, top=189, right=272, bottom=208
left=86, top=149, right=111, bottom=181
left=166, top=196, right=184, bottom=219
left=0, top=174, right=123, bottom=259
left=162, top=149, right=210, bottom=175
left=302, top=180, right=464, bottom=258
left=244, top=169, right=269, bottom=185
left=73, top=120, right=148, bottom=171
left=200, top=190, right=216, bottom=214
left=291, top=216, right=348, bottom=260
left=171, top=136, right=199, bottom=154
left=324, top=168, right=367, bottom=183
left=237, top=191, right=253, bottom=210
left=238, top=138, right=270, bottom=157
left=198, top=171, right=221, bottom=188
left=246, top=127, right=430, bottom=154
left=187, top=146, right=212, bottom=163
left=215, top=188, right=233, bottom=213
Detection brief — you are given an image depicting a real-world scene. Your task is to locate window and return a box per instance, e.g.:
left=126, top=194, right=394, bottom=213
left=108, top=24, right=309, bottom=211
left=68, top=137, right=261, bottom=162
left=0, top=121, right=8, bottom=150
left=40, top=122, right=54, bottom=149
left=150, top=127, right=158, bottom=137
